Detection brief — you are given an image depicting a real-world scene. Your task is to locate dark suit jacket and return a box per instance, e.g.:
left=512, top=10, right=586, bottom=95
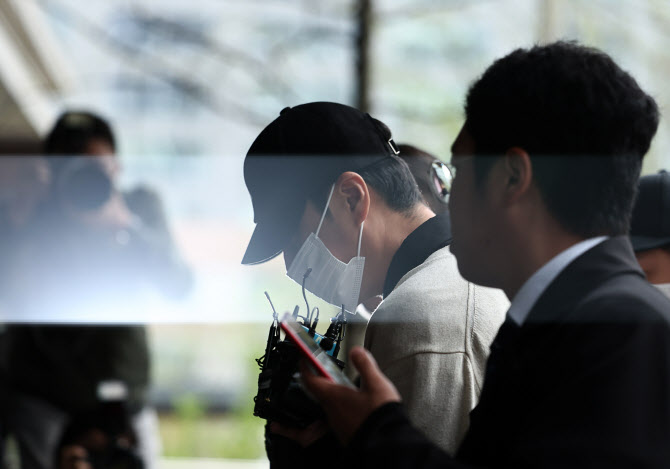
left=347, top=237, right=670, bottom=468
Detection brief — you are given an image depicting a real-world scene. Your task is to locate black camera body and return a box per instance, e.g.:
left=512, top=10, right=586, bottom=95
left=56, top=399, right=145, bottom=469
left=56, top=158, right=113, bottom=212
left=88, top=444, right=144, bottom=469
left=253, top=300, right=347, bottom=428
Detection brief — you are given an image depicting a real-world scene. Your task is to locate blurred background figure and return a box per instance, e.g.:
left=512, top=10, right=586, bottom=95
left=55, top=388, right=144, bottom=469
left=0, top=158, right=51, bottom=231
left=0, top=157, right=51, bottom=308
left=0, top=156, right=52, bottom=468
left=397, top=144, right=451, bottom=214
left=3, top=111, right=193, bottom=469
left=630, top=170, right=670, bottom=299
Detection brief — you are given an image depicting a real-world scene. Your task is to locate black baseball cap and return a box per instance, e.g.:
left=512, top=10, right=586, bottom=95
left=630, top=170, right=670, bottom=252
left=242, top=102, right=399, bottom=265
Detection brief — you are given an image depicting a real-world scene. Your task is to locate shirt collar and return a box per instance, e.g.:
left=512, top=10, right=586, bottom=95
left=382, top=211, right=452, bottom=297
left=507, top=236, right=609, bottom=325
left=654, top=283, right=670, bottom=300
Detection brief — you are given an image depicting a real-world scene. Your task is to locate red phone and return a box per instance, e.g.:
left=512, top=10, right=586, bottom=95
left=280, top=312, right=353, bottom=387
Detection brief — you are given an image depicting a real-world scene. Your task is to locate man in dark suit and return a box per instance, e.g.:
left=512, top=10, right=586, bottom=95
left=298, top=41, right=670, bottom=468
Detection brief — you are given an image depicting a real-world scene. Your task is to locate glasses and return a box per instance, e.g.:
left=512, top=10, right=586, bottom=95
left=430, top=161, right=454, bottom=202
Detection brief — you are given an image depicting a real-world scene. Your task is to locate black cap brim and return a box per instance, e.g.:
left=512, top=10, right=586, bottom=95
left=630, top=234, right=670, bottom=252
left=241, top=200, right=304, bottom=265
left=241, top=223, right=284, bottom=265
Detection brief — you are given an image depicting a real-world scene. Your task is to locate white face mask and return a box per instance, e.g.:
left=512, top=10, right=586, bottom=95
left=286, top=185, right=365, bottom=314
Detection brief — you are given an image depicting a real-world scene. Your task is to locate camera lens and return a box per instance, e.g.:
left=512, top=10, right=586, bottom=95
left=59, top=159, right=113, bottom=212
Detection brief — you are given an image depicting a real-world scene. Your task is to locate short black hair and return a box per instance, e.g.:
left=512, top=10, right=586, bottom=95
left=356, top=120, right=423, bottom=214
left=308, top=155, right=423, bottom=215
left=44, top=111, right=116, bottom=155
left=465, top=41, right=659, bottom=237
left=358, top=155, right=424, bottom=213
left=307, top=119, right=423, bottom=215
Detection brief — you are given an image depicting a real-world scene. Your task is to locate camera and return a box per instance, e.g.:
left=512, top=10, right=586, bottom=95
left=253, top=292, right=347, bottom=428
left=56, top=384, right=145, bottom=469
left=86, top=442, right=144, bottom=469
left=56, top=158, right=113, bottom=212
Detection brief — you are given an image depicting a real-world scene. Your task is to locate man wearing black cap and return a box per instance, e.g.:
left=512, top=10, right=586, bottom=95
left=630, top=170, right=670, bottom=298
left=242, top=102, right=508, bottom=457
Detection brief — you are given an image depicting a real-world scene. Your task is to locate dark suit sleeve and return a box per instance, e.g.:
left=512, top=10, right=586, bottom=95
left=346, top=403, right=469, bottom=469
left=344, top=291, right=670, bottom=469
left=266, top=427, right=345, bottom=469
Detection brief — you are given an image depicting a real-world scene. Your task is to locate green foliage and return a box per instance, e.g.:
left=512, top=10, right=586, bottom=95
left=159, top=411, right=265, bottom=459
left=155, top=323, right=269, bottom=460
left=174, top=393, right=206, bottom=421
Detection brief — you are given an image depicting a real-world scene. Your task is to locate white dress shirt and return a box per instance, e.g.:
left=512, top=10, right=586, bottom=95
left=655, top=283, right=670, bottom=300
left=507, top=237, right=609, bottom=325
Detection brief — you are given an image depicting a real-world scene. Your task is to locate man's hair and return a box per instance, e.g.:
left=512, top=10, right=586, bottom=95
left=44, top=111, right=116, bottom=155
left=465, top=41, right=659, bottom=237
left=307, top=118, right=423, bottom=215
left=357, top=155, right=424, bottom=213
left=398, top=144, right=433, bottom=159
left=308, top=155, right=423, bottom=215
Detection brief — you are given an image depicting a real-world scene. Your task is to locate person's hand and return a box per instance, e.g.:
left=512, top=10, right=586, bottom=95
left=268, top=420, right=329, bottom=447
left=300, top=346, right=401, bottom=445
left=77, top=190, right=134, bottom=230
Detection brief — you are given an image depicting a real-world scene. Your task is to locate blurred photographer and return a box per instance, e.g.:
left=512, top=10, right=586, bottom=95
left=4, top=111, right=191, bottom=469
left=0, top=156, right=51, bottom=466
left=55, top=383, right=144, bottom=469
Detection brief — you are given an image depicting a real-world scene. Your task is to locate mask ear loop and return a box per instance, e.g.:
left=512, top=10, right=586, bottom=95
left=316, top=184, right=365, bottom=257
left=315, top=184, right=335, bottom=238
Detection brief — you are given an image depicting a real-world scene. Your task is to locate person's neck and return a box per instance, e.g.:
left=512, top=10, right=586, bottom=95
left=502, top=225, right=585, bottom=300
left=362, top=204, right=435, bottom=300
left=654, top=283, right=670, bottom=301
left=644, top=254, right=670, bottom=284
left=647, top=269, right=670, bottom=285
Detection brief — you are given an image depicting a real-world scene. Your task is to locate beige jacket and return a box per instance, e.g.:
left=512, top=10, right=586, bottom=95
left=364, top=245, right=508, bottom=454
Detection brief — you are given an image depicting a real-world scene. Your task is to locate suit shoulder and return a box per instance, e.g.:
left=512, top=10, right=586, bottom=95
left=577, top=273, right=670, bottom=324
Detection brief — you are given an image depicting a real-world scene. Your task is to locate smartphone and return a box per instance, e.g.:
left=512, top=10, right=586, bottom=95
left=280, top=312, right=353, bottom=387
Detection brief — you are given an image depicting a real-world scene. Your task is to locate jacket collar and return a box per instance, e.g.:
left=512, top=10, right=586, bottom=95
left=524, top=236, right=644, bottom=326
left=382, top=211, right=452, bottom=297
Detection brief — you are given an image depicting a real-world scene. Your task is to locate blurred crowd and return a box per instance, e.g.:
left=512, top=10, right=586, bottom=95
left=0, top=112, right=193, bottom=469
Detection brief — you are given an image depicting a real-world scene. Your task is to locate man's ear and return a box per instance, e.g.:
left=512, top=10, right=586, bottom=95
left=502, top=147, right=533, bottom=204
left=333, top=172, right=370, bottom=226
